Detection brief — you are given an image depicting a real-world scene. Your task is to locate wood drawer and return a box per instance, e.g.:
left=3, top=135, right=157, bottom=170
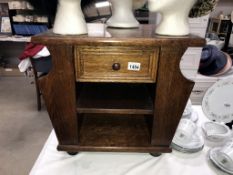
left=74, top=46, right=159, bottom=83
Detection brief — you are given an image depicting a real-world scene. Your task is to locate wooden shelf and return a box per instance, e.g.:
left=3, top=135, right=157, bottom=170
left=76, top=83, right=154, bottom=115
left=58, top=115, right=171, bottom=153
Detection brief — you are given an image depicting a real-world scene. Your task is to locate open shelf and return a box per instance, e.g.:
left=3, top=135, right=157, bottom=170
left=58, top=114, right=171, bottom=153
left=76, top=83, right=154, bottom=115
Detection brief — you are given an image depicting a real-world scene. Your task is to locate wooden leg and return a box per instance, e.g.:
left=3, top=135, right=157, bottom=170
left=30, top=58, right=42, bottom=111
left=150, top=153, right=162, bottom=157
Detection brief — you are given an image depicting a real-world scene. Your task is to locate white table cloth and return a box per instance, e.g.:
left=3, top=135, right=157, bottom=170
left=30, top=106, right=228, bottom=175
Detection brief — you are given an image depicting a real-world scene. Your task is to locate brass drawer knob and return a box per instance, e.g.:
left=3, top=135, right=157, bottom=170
left=112, top=63, right=121, bottom=71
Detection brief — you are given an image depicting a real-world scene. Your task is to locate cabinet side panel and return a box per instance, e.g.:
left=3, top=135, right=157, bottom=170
left=152, top=46, right=195, bottom=146
left=38, top=44, right=78, bottom=145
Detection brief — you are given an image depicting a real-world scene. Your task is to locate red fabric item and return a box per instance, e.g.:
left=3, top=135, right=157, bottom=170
left=19, top=43, right=45, bottom=60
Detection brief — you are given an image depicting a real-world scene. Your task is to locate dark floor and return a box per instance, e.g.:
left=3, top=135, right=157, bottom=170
left=0, top=77, right=52, bottom=175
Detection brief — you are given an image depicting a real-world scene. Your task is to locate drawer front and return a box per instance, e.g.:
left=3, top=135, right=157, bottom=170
left=74, top=46, right=159, bottom=83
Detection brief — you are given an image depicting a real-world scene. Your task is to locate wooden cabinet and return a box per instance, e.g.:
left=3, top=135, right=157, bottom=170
left=32, top=24, right=205, bottom=154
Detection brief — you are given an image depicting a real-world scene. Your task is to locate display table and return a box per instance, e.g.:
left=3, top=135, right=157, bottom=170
left=30, top=106, right=226, bottom=175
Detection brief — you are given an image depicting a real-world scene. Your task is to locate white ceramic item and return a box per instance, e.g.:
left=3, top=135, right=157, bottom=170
left=172, top=118, right=204, bottom=153
left=53, top=0, right=87, bottom=35
left=173, top=118, right=197, bottom=145
left=209, top=141, right=233, bottom=174
left=202, top=122, right=232, bottom=142
left=182, top=111, right=199, bottom=123
left=202, top=78, right=233, bottom=123
left=182, top=100, right=199, bottom=123
left=191, top=111, right=199, bottom=123
left=220, top=141, right=233, bottom=163
left=183, top=99, right=193, bottom=117
left=148, top=0, right=197, bottom=36
left=171, top=133, right=204, bottom=153
left=107, top=0, right=139, bottom=28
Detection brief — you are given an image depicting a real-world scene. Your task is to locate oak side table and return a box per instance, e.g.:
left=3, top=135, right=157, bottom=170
left=32, top=24, right=205, bottom=155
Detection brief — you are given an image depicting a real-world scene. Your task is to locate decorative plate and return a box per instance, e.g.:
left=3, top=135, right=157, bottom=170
left=202, top=121, right=232, bottom=142
left=209, top=147, right=233, bottom=174
left=202, top=78, right=233, bottom=123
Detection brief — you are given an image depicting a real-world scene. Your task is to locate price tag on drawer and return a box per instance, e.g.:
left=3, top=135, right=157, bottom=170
left=128, top=62, right=141, bottom=71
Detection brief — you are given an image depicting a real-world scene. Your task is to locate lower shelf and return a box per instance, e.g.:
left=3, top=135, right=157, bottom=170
left=58, top=145, right=171, bottom=153
left=57, top=114, right=171, bottom=153
left=76, top=83, right=154, bottom=115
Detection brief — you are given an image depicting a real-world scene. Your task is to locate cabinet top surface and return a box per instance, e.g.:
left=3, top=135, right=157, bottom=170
left=32, top=23, right=205, bottom=46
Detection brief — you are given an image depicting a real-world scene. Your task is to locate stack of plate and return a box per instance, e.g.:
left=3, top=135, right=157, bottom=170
left=171, top=133, right=204, bottom=153
left=171, top=119, right=204, bottom=153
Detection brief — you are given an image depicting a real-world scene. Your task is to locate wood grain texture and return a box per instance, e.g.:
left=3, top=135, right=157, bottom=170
left=57, top=145, right=171, bottom=153
left=75, top=46, right=158, bottom=83
left=151, top=46, right=195, bottom=146
left=38, top=45, right=78, bottom=145
left=57, top=114, right=172, bottom=153
left=32, top=24, right=205, bottom=47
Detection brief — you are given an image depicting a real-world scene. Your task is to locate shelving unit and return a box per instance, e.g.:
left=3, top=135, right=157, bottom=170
left=8, top=9, right=50, bottom=36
